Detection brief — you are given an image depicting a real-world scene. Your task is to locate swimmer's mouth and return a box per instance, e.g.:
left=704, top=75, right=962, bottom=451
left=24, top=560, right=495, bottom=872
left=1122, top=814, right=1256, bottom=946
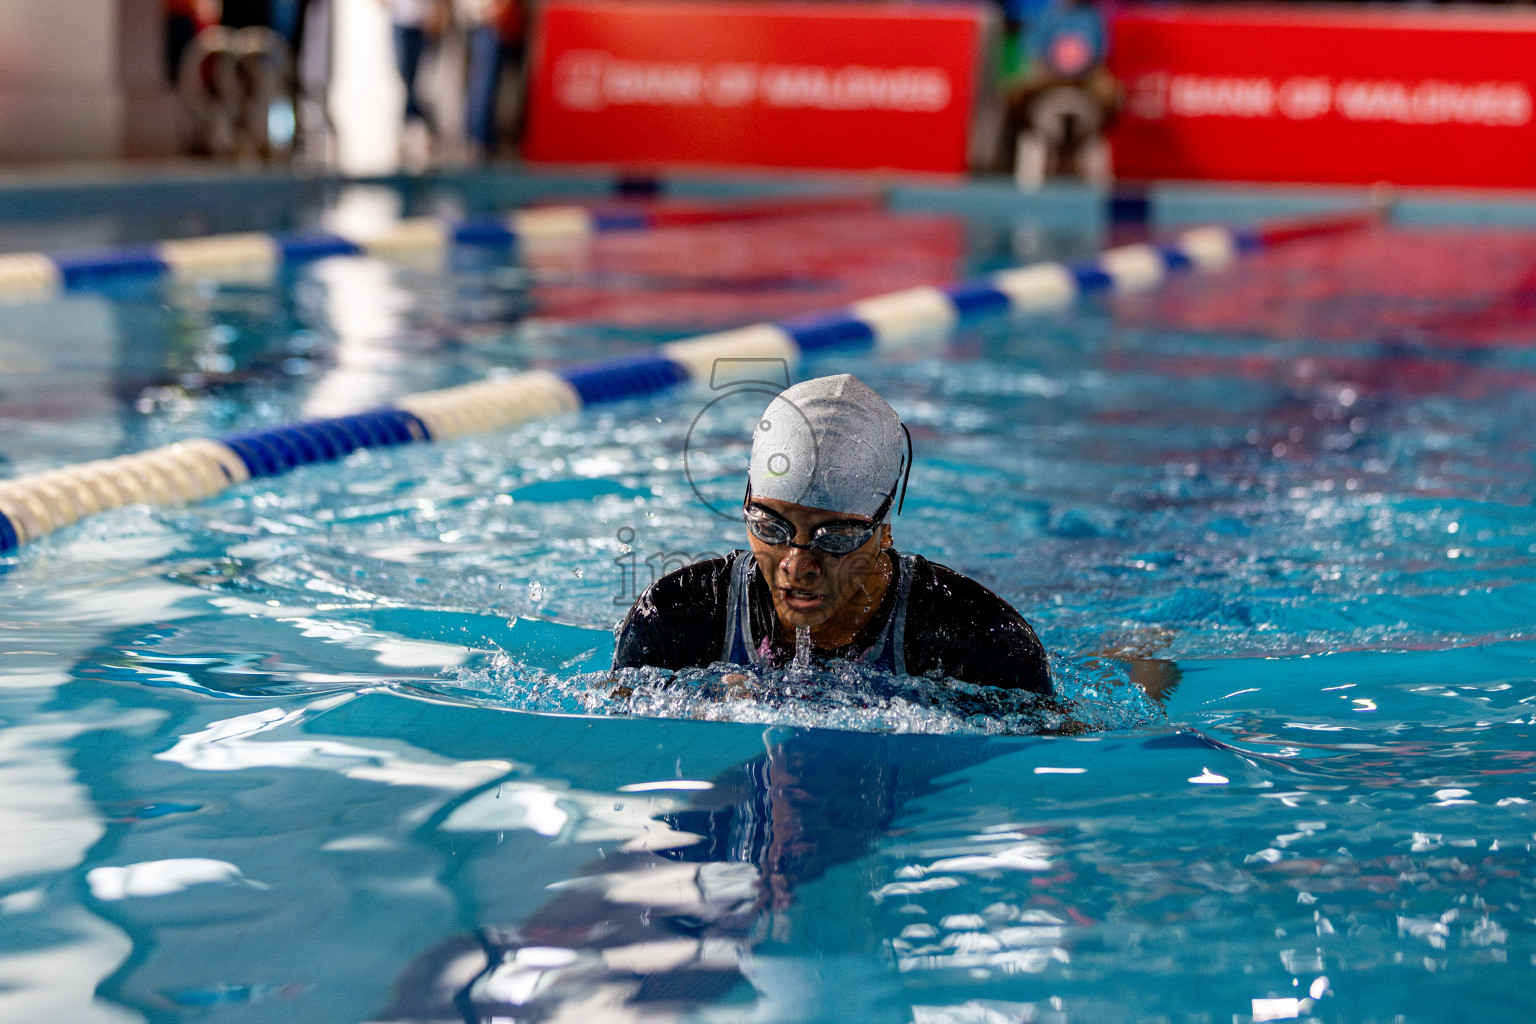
left=779, top=588, right=825, bottom=610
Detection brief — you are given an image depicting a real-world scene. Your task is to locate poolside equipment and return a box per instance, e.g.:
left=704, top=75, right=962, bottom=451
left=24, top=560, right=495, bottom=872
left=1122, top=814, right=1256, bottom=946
left=0, top=194, right=877, bottom=302
left=0, top=207, right=1378, bottom=555
left=178, top=26, right=308, bottom=162
left=1005, top=1, right=1117, bottom=187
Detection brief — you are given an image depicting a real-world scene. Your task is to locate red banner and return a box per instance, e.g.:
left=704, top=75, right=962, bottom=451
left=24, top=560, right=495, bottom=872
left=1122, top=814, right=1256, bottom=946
left=1109, top=5, right=1536, bottom=189
left=523, top=1, right=983, bottom=173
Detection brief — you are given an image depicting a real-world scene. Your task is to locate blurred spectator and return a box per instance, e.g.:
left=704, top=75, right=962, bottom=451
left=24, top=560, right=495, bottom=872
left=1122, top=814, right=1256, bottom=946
left=272, top=0, right=332, bottom=164
left=461, top=0, right=527, bottom=161
left=998, top=0, right=1119, bottom=186
left=384, top=0, right=449, bottom=167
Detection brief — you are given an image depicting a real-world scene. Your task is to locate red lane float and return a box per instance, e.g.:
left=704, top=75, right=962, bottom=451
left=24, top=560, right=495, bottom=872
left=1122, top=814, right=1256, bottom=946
left=523, top=0, right=986, bottom=174
left=629, top=194, right=883, bottom=228
left=1253, top=210, right=1384, bottom=248
left=1110, top=4, right=1536, bottom=189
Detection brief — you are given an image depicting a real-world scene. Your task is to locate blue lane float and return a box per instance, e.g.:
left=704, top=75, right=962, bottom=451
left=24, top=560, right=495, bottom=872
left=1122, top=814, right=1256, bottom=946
left=54, top=244, right=169, bottom=289
left=0, top=210, right=1380, bottom=553
left=274, top=232, right=364, bottom=263
left=220, top=409, right=429, bottom=479
left=560, top=355, right=693, bottom=407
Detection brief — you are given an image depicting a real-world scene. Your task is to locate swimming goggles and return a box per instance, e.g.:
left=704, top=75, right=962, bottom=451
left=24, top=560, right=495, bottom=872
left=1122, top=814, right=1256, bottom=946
left=743, top=499, right=884, bottom=556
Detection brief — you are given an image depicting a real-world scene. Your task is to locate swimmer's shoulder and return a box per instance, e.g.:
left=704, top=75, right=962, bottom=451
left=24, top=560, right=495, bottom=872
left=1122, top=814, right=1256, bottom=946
left=903, top=554, right=1052, bottom=694
left=613, top=554, right=739, bottom=670
left=639, top=552, right=738, bottom=612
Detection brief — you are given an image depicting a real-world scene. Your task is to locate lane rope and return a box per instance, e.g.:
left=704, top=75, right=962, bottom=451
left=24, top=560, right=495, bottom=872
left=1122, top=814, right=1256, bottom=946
left=0, top=194, right=878, bottom=300
left=0, top=210, right=1379, bottom=554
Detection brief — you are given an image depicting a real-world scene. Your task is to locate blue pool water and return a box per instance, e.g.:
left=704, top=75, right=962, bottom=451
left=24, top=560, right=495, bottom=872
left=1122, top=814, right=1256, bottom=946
left=1, top=177, right=1533, bottom=1024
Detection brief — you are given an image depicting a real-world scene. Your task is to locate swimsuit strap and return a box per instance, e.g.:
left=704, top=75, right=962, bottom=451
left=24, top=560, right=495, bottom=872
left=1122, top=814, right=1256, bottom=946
left=863, top=552, right=916, bottom=675
left=721, top=551, right=761, bottom=666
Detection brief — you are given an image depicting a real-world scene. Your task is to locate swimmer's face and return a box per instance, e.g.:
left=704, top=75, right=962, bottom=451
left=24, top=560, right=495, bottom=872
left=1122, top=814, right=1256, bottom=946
left=746, top=496, right=892, bottom=637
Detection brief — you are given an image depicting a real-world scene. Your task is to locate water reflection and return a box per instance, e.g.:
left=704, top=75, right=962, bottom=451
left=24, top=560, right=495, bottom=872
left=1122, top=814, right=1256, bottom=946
left=386, top=731, right=1013, bottom=1022
left=48, top=640, right=1536, bottom=1024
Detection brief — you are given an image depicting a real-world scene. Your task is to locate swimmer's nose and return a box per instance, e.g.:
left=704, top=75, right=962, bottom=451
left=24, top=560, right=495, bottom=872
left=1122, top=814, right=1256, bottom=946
left=779, top=545, right=823, bottom=581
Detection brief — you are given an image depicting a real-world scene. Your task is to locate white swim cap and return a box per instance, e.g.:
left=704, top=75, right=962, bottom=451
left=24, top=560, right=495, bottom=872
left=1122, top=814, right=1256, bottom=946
left=748, top=374, right=906, bottom=519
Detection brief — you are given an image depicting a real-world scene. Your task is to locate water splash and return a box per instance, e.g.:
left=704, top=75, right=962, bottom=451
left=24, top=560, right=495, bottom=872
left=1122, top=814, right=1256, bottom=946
left=791, top=626, right=813, bottom=679
left=444, top=651, right=1165, bottom=736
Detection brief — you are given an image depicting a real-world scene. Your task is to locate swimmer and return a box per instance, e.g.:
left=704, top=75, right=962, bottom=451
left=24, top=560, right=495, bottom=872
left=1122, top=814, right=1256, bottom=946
left=614, top=374, right=1052, bottom=693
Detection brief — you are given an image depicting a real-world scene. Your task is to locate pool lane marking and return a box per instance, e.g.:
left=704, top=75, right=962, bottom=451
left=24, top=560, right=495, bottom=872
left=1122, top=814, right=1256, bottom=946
left=0, top=210, right=1380, bottom=554
left=0, top=194, right=879, bottom=300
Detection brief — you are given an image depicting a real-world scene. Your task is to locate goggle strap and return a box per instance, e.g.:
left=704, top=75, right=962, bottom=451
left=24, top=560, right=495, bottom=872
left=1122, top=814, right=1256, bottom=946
left=896, top=422, right=913, bottom=517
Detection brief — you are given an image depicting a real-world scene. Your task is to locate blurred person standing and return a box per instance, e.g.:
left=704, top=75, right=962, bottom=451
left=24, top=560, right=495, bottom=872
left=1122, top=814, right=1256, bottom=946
left=461, top=0, right=527, bottom=161
left=384, top=0, right=450, bottom=168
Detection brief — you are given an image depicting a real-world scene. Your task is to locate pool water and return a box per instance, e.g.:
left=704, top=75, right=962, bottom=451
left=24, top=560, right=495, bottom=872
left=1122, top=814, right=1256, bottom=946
left=1, top=182, right=1533, bottom=1024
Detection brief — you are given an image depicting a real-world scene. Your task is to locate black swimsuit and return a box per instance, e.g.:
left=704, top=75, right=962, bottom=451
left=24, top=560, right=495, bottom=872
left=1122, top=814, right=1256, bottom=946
left=613, top=549, right=1053, bottom=694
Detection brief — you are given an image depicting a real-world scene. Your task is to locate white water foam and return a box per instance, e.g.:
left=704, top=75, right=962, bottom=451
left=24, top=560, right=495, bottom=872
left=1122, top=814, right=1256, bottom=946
left=448, top=652, right=1165, bottom=736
